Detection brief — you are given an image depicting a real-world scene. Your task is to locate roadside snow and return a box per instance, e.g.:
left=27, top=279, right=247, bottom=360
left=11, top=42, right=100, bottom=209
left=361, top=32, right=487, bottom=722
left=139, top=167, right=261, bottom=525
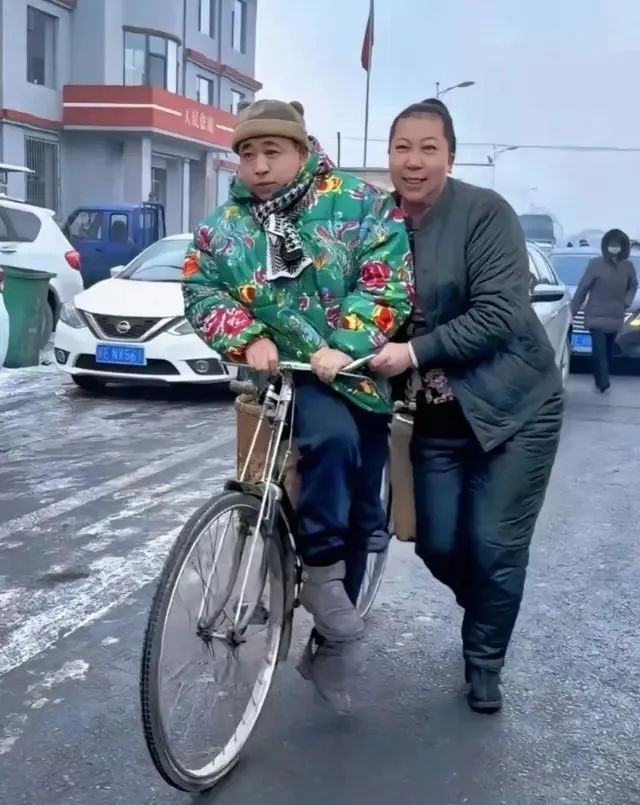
left=0, top=361, right=58, bottom=391
left=0, top=338, right=57, bottom=390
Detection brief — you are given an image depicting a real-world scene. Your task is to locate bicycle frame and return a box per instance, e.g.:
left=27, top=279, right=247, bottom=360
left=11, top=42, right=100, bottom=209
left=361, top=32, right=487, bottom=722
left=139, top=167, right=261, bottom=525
left=225, top=357, right=375, bottom=628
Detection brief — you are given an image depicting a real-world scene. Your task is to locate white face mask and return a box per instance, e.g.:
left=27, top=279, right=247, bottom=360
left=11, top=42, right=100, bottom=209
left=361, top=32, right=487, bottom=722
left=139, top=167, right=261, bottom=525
left=608, top=245, right=622, bottom=256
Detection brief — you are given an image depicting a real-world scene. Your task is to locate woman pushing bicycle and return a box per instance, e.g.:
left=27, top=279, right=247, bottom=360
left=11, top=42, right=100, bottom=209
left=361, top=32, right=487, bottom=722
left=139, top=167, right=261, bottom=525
left=181, top=99, right=414, bottom=712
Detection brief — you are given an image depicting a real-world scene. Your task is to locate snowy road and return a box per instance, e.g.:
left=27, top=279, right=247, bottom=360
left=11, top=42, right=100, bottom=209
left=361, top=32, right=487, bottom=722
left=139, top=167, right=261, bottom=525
left=0, top=368, right=639, bottom=804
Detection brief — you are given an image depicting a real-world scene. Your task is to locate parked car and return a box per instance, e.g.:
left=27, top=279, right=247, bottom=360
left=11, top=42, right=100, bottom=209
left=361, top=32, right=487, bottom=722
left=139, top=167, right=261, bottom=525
left=0, top=197, right=83, bottom=346
left=54, top=233, right=237, bottom=390
left=527, top=241, right=573, bottom=385
left=63, top=202, right=166, bottom=289
left=550, top=247, right=640, bottom=359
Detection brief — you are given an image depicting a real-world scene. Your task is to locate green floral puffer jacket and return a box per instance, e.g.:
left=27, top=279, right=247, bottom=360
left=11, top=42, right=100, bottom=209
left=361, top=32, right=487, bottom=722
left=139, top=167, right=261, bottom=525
left=182, top=155, right=414, bottom=414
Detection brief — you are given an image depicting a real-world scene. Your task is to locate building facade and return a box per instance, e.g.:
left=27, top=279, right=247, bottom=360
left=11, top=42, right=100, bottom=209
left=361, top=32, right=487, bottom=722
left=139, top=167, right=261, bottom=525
left=0, top=0, right=259, bottom=233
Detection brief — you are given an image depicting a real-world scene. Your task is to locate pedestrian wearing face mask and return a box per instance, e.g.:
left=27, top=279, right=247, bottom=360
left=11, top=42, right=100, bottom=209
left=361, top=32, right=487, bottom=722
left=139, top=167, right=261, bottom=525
left=571, top=229, right=638, bottom=393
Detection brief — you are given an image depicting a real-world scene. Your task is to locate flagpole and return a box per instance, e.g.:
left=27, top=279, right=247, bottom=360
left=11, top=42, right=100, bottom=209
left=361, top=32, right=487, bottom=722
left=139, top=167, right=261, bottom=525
left=363, top=66, right=371, bottom=166
left=362, top=0, right=373, bottom=167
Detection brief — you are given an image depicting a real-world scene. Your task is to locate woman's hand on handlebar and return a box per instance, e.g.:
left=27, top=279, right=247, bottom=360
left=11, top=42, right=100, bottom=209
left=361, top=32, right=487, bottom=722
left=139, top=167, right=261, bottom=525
left=369, top=342, right=414, bottom=377
left=311, top=347, right=352, bottom=383
left=245, top=338, right=279, bottom=375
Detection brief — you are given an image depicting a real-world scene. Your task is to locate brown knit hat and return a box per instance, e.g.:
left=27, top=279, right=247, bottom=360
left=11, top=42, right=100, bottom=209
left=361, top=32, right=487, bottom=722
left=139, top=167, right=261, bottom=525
left=232, top=99, right=308, bottom=153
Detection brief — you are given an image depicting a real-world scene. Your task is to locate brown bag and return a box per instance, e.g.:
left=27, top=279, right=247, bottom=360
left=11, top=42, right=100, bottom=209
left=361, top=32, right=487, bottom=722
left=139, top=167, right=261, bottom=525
left=389, top=416, right=416, bottom=542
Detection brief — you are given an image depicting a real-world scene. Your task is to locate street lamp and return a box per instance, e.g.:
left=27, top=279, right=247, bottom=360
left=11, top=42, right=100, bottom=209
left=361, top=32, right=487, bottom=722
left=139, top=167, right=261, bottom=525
left=487, top=145, right=519, bottom=188
left=435, top=80, right=475, bottom=99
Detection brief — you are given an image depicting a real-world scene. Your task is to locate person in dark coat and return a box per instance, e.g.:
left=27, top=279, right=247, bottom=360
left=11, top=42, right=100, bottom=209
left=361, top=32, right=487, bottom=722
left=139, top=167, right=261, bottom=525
left=571, top=229, right=638, bottom=393
left=370, top=99, right=564, bottom=714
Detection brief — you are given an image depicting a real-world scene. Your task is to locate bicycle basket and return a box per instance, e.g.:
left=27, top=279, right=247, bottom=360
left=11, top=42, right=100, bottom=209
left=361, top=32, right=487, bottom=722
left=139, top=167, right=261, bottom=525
left=234, top=394, right=300, bottom=506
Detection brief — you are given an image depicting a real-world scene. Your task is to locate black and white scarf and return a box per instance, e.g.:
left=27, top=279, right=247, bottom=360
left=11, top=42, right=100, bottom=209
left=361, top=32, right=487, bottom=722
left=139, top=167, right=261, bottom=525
left=250, top=139, right=331, bottom=282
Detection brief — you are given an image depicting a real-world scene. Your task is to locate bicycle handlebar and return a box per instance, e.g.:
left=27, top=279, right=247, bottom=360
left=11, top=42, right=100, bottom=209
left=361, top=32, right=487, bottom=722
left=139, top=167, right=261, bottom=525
left=223, top=354, right=376, bottom=378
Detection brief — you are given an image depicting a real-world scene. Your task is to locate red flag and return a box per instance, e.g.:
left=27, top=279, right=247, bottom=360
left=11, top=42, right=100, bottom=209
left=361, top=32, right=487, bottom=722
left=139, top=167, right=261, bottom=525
left=361, top=0, right=374, bottom=72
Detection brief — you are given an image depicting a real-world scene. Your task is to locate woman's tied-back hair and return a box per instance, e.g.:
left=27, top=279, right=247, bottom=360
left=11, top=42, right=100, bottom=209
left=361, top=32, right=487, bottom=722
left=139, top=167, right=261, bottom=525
left=388, top=97, right=457, bottom=158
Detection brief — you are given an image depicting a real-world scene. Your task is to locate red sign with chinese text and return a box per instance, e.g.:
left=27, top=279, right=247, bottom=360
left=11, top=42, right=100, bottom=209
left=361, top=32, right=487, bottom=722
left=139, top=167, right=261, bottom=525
left=62, top=85, right=237, bottom=150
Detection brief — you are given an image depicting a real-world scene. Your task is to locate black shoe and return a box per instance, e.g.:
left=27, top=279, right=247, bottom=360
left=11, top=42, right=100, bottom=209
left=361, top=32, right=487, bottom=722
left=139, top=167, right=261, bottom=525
left=467, top=666, right=502, bottom=714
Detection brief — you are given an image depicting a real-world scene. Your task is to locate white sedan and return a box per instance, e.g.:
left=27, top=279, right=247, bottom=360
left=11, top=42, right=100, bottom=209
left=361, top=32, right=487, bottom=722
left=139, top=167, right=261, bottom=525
left=526, top=240, right=573, bottom=387
left=54, top=234, right=237, bottom=391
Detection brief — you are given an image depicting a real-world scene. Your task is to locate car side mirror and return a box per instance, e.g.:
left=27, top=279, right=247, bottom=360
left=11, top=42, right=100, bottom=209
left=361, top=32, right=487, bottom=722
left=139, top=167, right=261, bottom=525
left=531, top=284, right=566, bottom=304
left=109, top=265, right=125, bottom=278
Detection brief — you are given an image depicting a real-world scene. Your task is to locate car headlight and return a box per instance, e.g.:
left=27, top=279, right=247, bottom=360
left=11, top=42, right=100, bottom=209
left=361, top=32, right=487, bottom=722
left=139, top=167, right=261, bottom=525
left=167, top=317, right=194, bottom=336
left=59, top=302, right=86, bottom=329
left=627, top=313, right=640, bottom=328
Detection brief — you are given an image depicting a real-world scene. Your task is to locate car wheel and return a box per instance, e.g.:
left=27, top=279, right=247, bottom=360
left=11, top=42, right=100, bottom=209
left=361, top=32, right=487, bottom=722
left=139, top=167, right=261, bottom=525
left=72, top=375, right=106, bottom=393
left=560, top=336, right=571, bottom=388
left=39, top=300, right=55, bottom=350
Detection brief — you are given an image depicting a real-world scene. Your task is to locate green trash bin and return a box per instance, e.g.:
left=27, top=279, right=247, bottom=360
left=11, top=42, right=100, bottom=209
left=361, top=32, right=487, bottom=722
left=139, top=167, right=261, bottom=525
left=2, top=266, right=55, bottom=368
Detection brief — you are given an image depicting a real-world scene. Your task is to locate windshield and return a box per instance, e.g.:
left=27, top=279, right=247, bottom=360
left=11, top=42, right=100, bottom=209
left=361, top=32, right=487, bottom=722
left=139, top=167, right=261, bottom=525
left=550, top=254, right=594, bottom=286
left=519, top=214, right=555, bottom=243
left=551, top=253, right=640, bottom=286
left=120, top=238, right=190, bottom=282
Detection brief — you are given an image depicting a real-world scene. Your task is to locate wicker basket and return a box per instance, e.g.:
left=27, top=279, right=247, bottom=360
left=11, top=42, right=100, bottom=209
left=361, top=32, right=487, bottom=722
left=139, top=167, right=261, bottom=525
left=233, top=395, right=415, bottom=541
left=234, top=394, right=300, bottom=507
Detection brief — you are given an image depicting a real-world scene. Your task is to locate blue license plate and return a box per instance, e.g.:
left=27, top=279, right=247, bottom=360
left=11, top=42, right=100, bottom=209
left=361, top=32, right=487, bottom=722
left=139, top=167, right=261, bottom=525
left=571, top=332, right=592, bottom=353
left=96, top=343, right=146, bottom=366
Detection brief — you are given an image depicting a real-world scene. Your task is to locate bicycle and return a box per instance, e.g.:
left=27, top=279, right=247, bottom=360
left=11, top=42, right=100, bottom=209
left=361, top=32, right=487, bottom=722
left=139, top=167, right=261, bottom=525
left=139, top=357, right=393, bottom=793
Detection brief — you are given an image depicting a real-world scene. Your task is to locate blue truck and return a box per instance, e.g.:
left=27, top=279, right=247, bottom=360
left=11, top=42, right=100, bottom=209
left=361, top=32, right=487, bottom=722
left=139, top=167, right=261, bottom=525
left=63, top=202, right=166, bottom=288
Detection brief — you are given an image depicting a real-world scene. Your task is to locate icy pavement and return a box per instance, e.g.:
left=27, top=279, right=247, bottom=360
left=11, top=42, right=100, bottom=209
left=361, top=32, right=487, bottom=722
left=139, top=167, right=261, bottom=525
left=0, top=370, right=639, bottom=804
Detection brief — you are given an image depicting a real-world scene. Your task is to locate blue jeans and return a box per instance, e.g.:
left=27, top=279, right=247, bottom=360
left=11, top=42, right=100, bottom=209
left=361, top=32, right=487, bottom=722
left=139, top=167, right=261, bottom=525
left=292, top=376, right=389, bottom=603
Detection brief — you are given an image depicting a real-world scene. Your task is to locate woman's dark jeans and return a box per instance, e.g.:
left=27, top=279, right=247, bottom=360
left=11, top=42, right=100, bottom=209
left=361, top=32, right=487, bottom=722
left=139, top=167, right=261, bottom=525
left=410, top=391, right=563, bottom=671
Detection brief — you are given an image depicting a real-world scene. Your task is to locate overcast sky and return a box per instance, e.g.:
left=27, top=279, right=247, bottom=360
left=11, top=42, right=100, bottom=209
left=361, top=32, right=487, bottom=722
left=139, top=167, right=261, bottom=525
left=256, top=0, right=640, bottom=237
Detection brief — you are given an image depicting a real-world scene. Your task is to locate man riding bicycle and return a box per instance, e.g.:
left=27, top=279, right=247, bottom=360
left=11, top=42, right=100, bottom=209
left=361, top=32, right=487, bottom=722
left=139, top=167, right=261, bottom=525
left=182, top=99, right=413, bottom=712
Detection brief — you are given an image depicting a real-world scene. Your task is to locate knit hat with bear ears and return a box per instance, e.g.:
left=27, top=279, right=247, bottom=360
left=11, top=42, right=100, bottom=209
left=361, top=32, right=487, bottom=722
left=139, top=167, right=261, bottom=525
left=231, top=99, right=308, bottom=153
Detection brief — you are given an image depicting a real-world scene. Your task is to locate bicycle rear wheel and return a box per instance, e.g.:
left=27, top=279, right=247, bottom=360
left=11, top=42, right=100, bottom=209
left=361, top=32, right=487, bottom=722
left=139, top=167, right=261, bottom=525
left=139, top=490, right=289, bottom=793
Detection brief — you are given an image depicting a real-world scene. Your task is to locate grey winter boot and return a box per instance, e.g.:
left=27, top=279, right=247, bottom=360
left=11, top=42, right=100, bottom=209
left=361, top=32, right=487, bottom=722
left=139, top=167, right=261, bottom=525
left=298, top=561, right=365, bottom=643
left=297, top=633, right=360, bottom=716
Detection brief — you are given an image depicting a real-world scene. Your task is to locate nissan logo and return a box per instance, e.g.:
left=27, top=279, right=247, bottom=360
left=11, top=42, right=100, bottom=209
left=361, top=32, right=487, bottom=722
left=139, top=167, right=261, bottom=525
left=116, top=320, right=131, bottom=335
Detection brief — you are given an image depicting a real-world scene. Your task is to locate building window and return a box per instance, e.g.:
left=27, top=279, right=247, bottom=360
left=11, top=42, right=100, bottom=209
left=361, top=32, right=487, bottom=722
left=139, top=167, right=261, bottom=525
left=199, top=0, right=216, bottom=37
left=25, top=136, right=60, bottom=213
left=123, top=31, right=179, bottom=93
left=197, top=76, right=215, bottom=106
left=27, top=7, right=57, bottom=87
left=232, top=0, right=247, bottom=53
left=230, top=89, right=245, bottom=115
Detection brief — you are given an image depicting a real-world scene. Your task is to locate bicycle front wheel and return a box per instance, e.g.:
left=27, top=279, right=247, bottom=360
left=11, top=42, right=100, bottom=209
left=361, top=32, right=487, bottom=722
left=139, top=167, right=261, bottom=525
left=139, top=490, right=288, bottom=793
left=357, top=460, right=392, bottom=618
